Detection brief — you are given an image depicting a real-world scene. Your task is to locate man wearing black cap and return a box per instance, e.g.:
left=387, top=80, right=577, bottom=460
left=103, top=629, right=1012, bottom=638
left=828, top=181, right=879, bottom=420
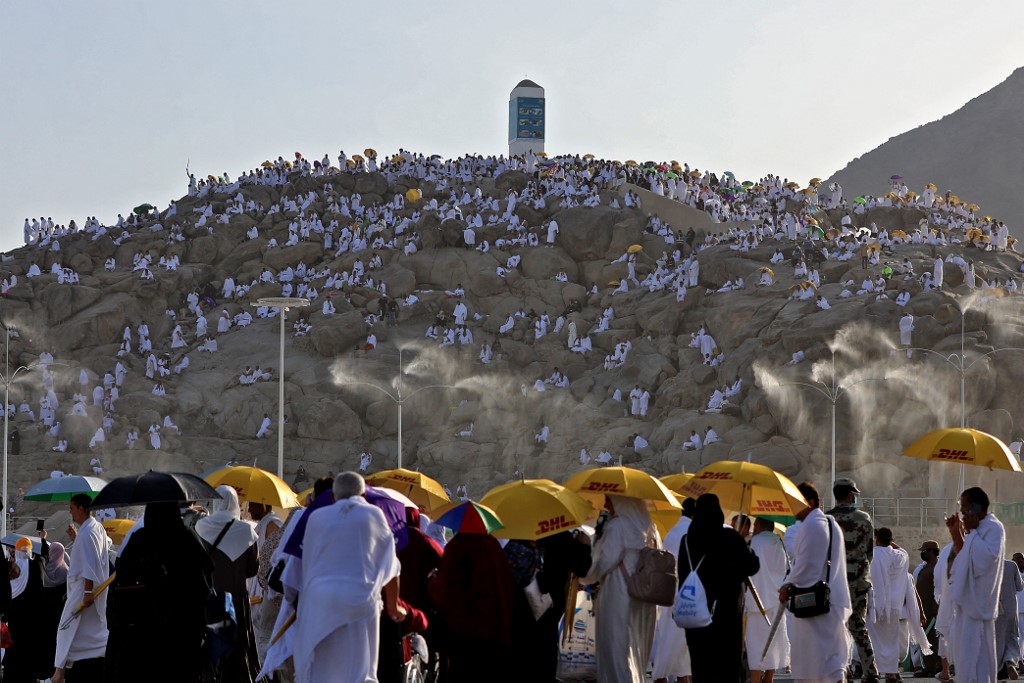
left=914, top=540, right=942, bottom=677
left=827, top=477, right=878, bottom=682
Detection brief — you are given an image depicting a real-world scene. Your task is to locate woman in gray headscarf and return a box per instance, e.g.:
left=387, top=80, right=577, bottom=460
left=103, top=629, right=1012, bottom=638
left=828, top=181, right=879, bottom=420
left=196, top=486, right=260, bottom=683
left=582, top=495, right=660, bottom=682
left=40, top=537, right=70, bottom=680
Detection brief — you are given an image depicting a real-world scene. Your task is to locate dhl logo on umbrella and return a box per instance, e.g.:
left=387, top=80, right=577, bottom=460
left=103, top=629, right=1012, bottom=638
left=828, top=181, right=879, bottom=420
left=750, top=499, right=788, bottom=514
left=932, top=449, right=971, bottom=462
left=581, top=482, right=625, bottom=493
left=391, top=474, right=418, bottom=483
left=536, top=515, right=574, bottom=536
left=696, top=472, right=733, bottom=480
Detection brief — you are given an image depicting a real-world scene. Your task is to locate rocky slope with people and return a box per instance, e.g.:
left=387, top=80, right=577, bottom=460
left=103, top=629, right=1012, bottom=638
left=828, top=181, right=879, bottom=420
left=4, top=157, right=1024, bottom=527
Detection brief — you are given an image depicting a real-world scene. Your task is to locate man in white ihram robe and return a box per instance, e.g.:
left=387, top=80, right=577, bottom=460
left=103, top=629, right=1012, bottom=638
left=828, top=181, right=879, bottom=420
left=781, top=490, right=851, bottom=683
left=54, top=495, right=112, bottom=679
left=947, top=488, right=1005, bottom=683
left=866, top=537, right=932, bottom=676
left=747, top=518, right=791, bottom=679
left=283, top=473, right=403, bottom=683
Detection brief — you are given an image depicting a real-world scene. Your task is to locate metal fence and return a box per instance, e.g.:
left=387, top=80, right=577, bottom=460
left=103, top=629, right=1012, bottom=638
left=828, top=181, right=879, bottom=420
left=860, top=497, right=953, bottom=531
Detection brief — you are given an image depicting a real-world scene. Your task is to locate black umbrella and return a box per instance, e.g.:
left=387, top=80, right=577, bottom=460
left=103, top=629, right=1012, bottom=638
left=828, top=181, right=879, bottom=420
left=89, top=470, right=218, bottom=509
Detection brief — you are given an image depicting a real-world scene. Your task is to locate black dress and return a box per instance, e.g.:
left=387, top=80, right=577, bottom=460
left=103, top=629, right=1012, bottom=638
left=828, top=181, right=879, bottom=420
left=3, top=552, right=49, bottom=683
left=204, top=542, right=260, bottom=683
left=105, top=503, right=214, bottom=683
left=677, top=526, right=760, bottom=683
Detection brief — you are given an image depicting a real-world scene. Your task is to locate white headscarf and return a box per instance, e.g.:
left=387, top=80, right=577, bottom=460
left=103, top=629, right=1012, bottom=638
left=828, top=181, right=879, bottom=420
left=608, top=495, right=659, bottom=548
left=9, top=549, right=30, bottom=599
left=195, top=486, right=258, bottom=561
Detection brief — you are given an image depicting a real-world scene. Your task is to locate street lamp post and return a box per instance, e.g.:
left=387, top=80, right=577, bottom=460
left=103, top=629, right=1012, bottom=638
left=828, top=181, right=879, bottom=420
left=776, top=351, right=886, bottom=507
left=1, top=324, right=70, bottom=537
left=345, top=347, right=455, bottom=469
left=255, top=297, right=309, bottom=479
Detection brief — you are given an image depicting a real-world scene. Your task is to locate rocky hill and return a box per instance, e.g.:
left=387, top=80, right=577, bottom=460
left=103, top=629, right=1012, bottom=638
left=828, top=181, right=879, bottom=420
left=4, top=156, right=1024, bottom=528
left=828, top=66, right=1024, bottom=236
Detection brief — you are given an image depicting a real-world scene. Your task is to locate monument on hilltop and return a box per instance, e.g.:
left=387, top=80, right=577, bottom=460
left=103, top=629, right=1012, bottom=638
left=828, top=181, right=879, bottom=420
left=508, top=79, right=545, bottom=158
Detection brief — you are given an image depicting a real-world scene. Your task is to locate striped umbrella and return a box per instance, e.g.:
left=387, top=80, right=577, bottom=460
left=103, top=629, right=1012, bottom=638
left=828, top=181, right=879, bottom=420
left=434, top=500, right=503, bottom=535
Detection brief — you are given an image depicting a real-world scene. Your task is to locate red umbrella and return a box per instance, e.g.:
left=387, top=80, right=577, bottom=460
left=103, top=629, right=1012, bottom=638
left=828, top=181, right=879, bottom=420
left=655, top=164, right=668, bottom=172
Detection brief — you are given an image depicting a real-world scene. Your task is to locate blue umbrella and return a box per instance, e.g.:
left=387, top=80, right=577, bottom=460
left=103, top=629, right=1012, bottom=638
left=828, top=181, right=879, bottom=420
left=1, top=533, right=44, bottom=555
left=25, top=475, right=108, bottom=502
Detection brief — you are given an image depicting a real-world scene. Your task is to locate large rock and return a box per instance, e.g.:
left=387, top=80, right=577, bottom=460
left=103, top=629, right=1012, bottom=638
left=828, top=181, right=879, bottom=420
left=297, top=399, right=363, bottom=441
left=311, top=310, right=367, bottom=356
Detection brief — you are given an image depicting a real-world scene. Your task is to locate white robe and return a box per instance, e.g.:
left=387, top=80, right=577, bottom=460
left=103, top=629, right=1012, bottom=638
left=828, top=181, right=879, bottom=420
left=786, top=508, right=852, bottom=682
left=284, top=497, right=401, bottom=683
left=650, top=515, right=692, bottom=679
left=582, top=497, right=659, bottom=682
left=949, top=513, right=1005, bottom=682
left=867, top=546, right=932, bottom=674
left=55, top=516, right=110, bottom=668
left=747, top=531, right=791, bottom=671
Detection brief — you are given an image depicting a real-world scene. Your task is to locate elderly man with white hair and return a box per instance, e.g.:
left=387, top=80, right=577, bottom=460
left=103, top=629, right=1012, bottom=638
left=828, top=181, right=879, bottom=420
left=284, top=472, right=404, bottom=683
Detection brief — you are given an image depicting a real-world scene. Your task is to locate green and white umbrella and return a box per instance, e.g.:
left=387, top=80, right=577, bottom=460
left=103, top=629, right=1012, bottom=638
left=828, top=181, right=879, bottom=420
left=24, top=475, right=107, bottom=502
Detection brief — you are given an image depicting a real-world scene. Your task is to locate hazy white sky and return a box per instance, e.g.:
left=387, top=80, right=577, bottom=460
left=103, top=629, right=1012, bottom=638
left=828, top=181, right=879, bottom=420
left=1, top=0, right=1021, bottom=253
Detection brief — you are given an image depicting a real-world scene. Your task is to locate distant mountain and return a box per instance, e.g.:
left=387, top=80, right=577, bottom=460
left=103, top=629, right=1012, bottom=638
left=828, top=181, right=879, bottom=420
left=828, top=67, right=1024, bottom=235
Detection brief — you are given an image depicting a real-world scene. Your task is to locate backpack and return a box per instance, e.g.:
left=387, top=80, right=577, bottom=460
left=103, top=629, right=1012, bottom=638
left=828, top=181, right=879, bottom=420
left=672, top=535, right=714, bottom=628
left=618, top=542, right=677, bottom=607
left=203, top=521, right=238, bottom=670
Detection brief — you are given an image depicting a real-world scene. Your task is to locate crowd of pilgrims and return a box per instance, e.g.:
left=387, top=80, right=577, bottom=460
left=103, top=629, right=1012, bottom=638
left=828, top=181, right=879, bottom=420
left=5, top=148, right=1022, bottom=504
left=7, top=474, right=1009, bottom=683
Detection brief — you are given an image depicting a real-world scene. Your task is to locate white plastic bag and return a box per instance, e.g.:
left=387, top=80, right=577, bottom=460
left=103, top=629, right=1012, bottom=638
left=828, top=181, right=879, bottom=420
left=672, top=536, right=713, bottom=628
left=557, top=589, right=597, bottom=680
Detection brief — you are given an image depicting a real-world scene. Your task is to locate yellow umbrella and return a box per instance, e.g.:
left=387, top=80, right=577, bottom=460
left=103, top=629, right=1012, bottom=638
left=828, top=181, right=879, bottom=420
left=680, top=461, right=808, bottom=523
left=102, top=519, right=136, bottom=545
left=809, top=178, right=822, bottom=186
left=967, top=203, right=980, bottom=212
left=352, top=154, right=364, bottom=162
left=903, top=428, right=1022, bottom=471
left=966, top=227, right=983, bottom=240
left=564, top=467, right=682, bottom=537
left=365, top=468, right=451, bottom=512
left=759, top=266, right=774, bottom=278
left=204, top=466, right=300, bottom=508
left=261, top=160, right=274, bottom=168
left=583, top=153, right=595, bottom=159
left=891, top=229, right=908, bottom=239
left=689, top=170, right=702, bottom=178
left=625, top=160, right=639, bottom=167
left=364, top=148, right=376, bottom=158
left=785, top=181, right=800, bottom=189
left=924, top=182, right=938, bottom=191
left=405, top=188, right=422, bottom=203
left=627, top=244, right=643, bottom=254
left=659, top=473, right=694, bottom=494
left=480, top=479, right=593, bottom=540
left=345, top=159, right=356, bottom=169
left=296, top=487, right=315, bottom=505
left=536, top=151, right=548, bottom=159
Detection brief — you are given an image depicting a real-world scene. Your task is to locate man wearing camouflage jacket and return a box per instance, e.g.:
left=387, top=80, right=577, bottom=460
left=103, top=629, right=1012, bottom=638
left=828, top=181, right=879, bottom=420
left=827, top=478, right=879, bottom=683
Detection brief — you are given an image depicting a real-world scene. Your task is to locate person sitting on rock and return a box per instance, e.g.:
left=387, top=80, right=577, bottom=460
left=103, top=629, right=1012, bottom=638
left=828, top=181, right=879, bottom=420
left=682, top=431, right=702, bottom=451
left=704, top=426, right=719, bottom=445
